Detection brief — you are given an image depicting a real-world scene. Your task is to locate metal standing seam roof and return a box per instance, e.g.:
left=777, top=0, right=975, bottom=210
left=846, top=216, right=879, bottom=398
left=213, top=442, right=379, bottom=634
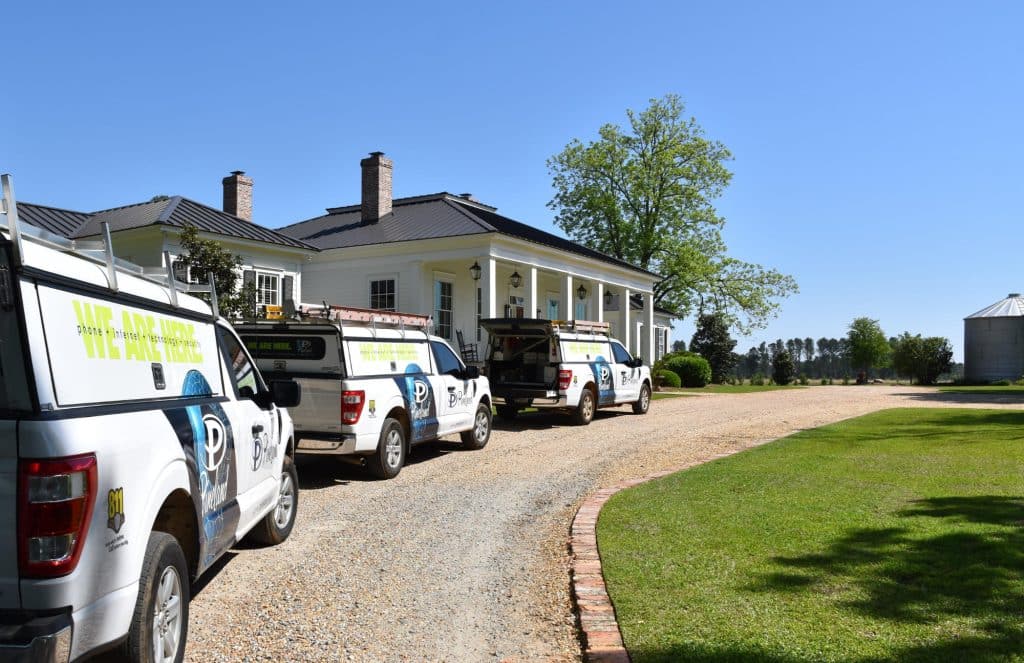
left=15, top=203, right=92, bottom=237
left=965, top=294, right=1024, bottom=319
left=72, top=196, right=316, bottom=251
left=279, top=193, right=657, bottom=277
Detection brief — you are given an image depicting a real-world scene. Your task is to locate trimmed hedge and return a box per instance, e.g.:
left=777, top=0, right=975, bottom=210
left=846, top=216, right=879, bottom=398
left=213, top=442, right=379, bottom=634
left=666, top=354, right=711, bottom=388
left=655, top=369, right=682, bottom=388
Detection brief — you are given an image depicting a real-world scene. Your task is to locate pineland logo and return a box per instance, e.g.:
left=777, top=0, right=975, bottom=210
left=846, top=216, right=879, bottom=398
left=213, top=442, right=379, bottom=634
left=201, top=414, right=227, bottom=472
left=413, top=379, right=429, bottom=405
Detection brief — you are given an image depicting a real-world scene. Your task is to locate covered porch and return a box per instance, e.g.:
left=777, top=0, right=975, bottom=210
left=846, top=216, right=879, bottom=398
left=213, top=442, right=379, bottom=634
left=418, top=246, right=659, bottom=364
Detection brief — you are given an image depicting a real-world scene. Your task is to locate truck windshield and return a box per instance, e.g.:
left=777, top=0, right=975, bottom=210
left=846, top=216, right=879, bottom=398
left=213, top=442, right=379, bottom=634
left=0, top=244, right=33, bottom=415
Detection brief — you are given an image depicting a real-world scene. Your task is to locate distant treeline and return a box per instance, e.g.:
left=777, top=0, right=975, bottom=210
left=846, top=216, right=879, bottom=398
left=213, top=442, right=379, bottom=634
left=729, top=338, right=962, bottom=381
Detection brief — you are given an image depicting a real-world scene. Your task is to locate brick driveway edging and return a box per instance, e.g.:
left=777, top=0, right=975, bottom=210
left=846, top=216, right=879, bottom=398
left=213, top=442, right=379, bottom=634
left=570, top=454, right=735, bottom=663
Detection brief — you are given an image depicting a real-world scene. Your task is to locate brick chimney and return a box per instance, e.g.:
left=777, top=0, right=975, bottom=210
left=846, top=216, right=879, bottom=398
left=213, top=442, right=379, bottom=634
left=222, top=170, right=253, bottom=221
left=360, top=152, right=393, bottom=222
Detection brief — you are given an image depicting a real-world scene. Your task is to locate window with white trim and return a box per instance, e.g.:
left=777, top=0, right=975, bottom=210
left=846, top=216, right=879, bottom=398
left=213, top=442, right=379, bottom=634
left=369, top=278, right=396, bottom=311
left=434, top=278, right=453, bottom=340
left=256, top=271, right=280, bottom=306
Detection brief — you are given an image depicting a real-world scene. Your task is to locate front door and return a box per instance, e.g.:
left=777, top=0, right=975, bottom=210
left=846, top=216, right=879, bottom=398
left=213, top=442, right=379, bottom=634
left=216, top=326, right=279, bottom=529
left=610, top=340, right=641, bottom=404
left=430, top=340, right=475, bottom=434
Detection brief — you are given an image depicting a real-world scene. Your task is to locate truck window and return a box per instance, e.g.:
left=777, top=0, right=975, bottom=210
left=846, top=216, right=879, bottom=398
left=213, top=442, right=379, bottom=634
left=611, top=341, right=632, bottom=364
left=217, top=326, right=261, bottom=396
left=244, top=335, right=326, bottom=360
left=0, top=247, right=31, bottom=415
left=431, top=341, right=463, bottom=375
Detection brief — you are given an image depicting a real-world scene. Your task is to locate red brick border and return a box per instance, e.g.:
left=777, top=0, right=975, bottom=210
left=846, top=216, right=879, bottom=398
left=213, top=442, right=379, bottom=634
left=570, top=454, right=736, bottom=662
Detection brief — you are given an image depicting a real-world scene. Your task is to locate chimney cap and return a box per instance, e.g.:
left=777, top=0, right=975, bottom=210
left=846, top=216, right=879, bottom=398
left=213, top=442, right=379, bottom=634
left=229, top=170, right=246, bottom=176
left=368, top=151, right=385, bottom=157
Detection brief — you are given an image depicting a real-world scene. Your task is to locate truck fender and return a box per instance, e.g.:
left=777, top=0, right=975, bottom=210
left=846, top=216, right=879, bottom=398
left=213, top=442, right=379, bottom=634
left=130, top=458, right=192, bottom=579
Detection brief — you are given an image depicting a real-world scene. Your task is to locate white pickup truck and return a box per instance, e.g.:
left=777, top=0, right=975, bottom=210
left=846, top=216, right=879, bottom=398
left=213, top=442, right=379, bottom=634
left=481, top=317, right=652, bottom=424
left=235, top=306, right=492, bottom=479
left=0, top=175, right=301, bottom=663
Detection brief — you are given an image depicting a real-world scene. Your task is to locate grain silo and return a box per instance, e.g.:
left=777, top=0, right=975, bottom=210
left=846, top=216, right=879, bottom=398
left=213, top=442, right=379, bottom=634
left=964, top=293, right=1024, bottom=383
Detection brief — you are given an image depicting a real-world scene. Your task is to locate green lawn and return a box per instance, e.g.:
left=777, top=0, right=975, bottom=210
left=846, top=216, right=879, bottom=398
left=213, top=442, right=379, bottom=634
left=939, top=385, right=1024, bottom=395
left=678, top=384, right=807, bottom=394
left=597, top=408, right=1024, bottom=662
left=652, top=391, right=690, bottom=400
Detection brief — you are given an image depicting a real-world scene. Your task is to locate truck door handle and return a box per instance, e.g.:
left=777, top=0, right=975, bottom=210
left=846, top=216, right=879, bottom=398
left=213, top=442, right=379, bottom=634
left=252, top=424, right=264, bottom=434
left=447, top=387, right=456, bottom=392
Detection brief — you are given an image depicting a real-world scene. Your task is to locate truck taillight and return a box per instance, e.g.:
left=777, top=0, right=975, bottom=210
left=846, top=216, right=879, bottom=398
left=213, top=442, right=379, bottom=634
left=18, top=454, right=97, bottom=578
left=341, top=390, right=365, bottom=424
left=558, top=369, right=573, bottom=390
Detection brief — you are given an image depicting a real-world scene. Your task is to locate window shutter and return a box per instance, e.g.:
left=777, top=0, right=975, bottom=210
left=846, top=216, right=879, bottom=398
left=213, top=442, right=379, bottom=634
left=282, top=275, right=295, bottom=316
left=243, top=270, right=255, bottom=288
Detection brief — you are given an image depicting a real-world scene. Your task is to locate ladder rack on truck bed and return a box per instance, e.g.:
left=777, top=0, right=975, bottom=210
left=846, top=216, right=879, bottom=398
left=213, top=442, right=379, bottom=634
left=0, top=173, right=220, bottom=318
left=298, top=303, right=433, bottom=336
left=550, top=319, right=611, bottom=335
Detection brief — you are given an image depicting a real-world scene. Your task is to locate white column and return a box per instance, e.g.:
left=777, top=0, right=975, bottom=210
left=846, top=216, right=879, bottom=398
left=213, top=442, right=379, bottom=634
left=622, top=287, right=631, bottom=351
left=595, top=282, right=605, bottom=323
left=526, top=266, right=538, bottom=320
left=561, top=274, right=574, bottom=321
left=482, top=257, right=497, bottom=318
left=642, top=292, right=655, bottom=363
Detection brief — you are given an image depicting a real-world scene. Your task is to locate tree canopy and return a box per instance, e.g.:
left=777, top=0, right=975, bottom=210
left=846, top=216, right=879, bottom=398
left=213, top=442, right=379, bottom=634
left=847, top=317, right=890, bottom=375
left=547, top=94, right=797, bottom=333
left=891, top=333, right=954, bottom=385
left=689, top=312, right=737, bottom=383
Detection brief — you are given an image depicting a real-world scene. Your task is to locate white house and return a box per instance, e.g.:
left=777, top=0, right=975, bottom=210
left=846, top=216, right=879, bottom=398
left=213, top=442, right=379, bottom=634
left=17, top=172, right=315, bottom=314
left=280, top=153, right=674, bottom=362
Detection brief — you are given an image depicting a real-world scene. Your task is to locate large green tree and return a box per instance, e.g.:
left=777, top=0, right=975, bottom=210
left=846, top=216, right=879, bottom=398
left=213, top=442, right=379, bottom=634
left=847, top=317, right=890, bottom=377
left=547, top=94, right=797, bottom=333
left=891, top=333, right=954, bottom=385
left=689, top=312, right=737, bottom=383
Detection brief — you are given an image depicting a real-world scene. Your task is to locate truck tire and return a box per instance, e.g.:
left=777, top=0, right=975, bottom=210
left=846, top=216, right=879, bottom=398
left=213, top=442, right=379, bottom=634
left=460, top=403, right=492, bottom=450
left=573, top=387, right=596, bottom=426
left=122, top=532, right=189, bottom=663
left=368, top=417, right=406, bottom=479
left=632, top=383, right=652, bottom=414
left=496, top=405, right=518, bottom=420
left=247, top=455, right=299, bottom=546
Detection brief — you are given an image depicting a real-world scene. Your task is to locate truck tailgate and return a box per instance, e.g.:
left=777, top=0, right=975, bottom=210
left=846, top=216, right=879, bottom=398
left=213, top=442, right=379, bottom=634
left=291, top=377, right=343, bottom=435
left=0, top=421, right=19, bottom=608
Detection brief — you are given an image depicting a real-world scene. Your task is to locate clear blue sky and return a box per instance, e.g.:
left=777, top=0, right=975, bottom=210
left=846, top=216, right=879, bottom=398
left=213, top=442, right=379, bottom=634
left=6, top=1, right=1022, bottom=361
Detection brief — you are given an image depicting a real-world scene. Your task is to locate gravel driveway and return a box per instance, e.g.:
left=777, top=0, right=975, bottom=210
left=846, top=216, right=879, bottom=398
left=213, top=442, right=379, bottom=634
left=182, top=386, right=1024, bottom=662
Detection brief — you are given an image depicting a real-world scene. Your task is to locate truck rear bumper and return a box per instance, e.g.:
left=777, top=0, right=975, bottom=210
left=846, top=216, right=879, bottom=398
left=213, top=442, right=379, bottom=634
left=297, top=434, right=358, bottom=455
left=492, top=392, right=567, bottom=408
left=0, top=611, right=72, bottom=663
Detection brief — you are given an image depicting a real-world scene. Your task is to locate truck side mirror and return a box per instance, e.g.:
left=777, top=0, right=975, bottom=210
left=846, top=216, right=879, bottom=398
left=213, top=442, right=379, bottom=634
left=632, top=357, right=644, bottom=368
left=270, top=380, right=302, bottom=408
left=460, top=365, right=481, bottom=380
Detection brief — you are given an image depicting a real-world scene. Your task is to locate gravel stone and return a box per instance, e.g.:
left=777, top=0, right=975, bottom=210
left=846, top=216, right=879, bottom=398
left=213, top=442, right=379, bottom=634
left=180, top=386, right=1023, bottom=662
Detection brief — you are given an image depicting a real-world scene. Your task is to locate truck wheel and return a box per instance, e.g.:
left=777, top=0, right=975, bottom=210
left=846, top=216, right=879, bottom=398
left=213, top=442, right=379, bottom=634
left=460, top=403, right=492, bottom=450
left=122, top=532, right=189, bottom=663
left=496, top=405, right=518, bottom=420
left=248, top=455, right=299, bottom=546
left=632, top=383, right=652, bottom=414
left=573, top=387, right=596, bottom=426
left=368, top=418, right=406, bottom=479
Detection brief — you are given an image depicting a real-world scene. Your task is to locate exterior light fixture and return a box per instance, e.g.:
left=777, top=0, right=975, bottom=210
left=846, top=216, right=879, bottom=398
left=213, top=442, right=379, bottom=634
left=509, top=270, right=522, bottom=289
left=577, top=283, right=588, bottom=300
left=469, top=261, right=482, bottom=281
left=604, top=288, right=613, bottom=306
